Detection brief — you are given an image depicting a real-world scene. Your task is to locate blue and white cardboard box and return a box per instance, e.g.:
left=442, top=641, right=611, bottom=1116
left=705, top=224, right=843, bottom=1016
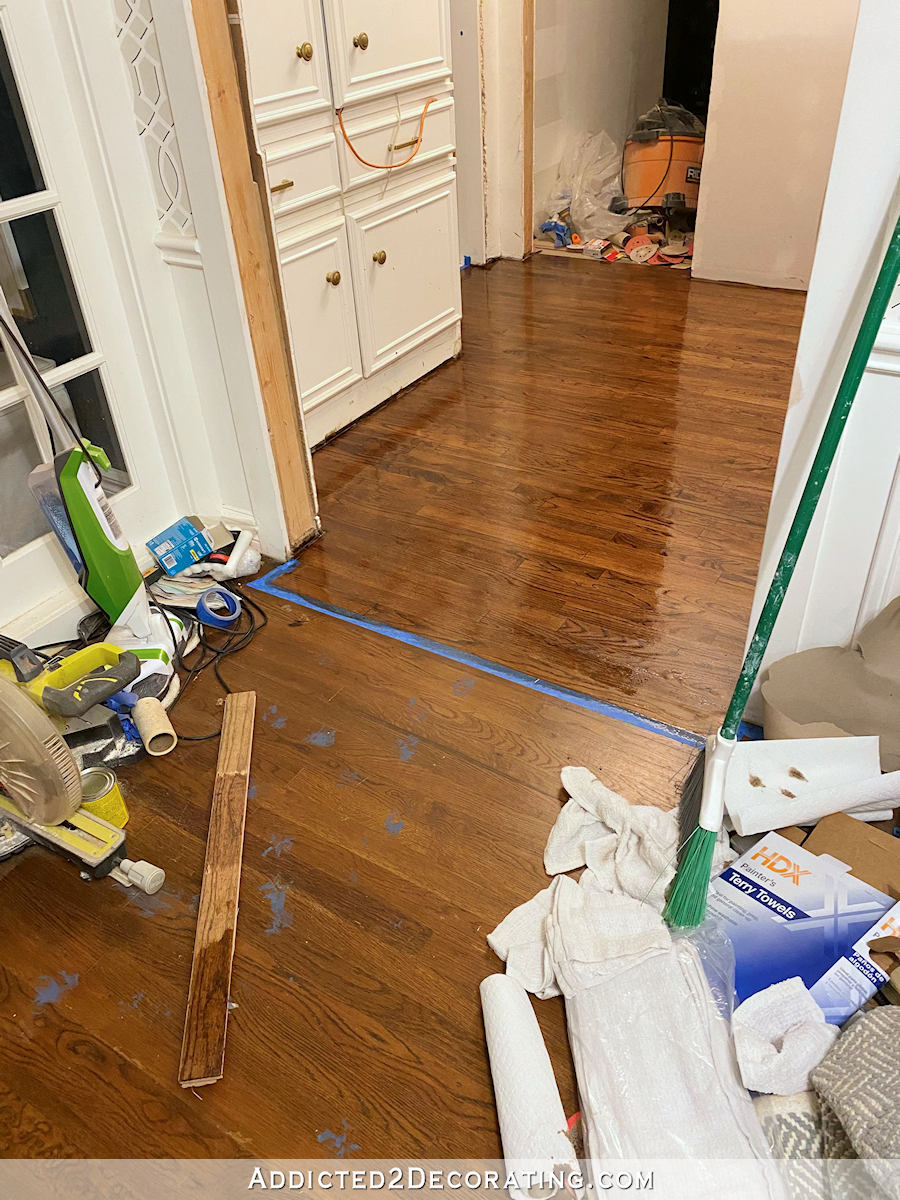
left=810, top=899, right=900, bottom=1023
left=707, top=831, right=895, bottom=1022
left=146, top=517, right=214, bottom=576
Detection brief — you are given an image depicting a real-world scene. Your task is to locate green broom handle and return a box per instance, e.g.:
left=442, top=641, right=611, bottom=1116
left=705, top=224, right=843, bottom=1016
left=721, top=213, right=900, bottom=741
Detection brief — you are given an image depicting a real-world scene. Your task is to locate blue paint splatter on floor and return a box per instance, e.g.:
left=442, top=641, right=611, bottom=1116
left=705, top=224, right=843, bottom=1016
left=407, top=696, right=425, bottom=723
left=388, top=917, right=403, bottom=930
left=453, top=676, right=475, bottom=697
left=306, top=727, right=335, bottom=747
left=262, top=705, right=278, bottom=723
left=317, top=1118, right=360, bottom=1158
left=34, top=971, right=78, bottom=1006
left=260, top=879, right=293, bottom=935
left=385, top=812, right=405, bottom=836
left=263, top=834, right=294, bottom=859
left=248, top=776, right=258, bottom=799
left=338, top=767, right=362, bottom=787
left=347, top=869, right=359, bottom=884
left=271, top=715, right=286, bottom=730
left=119, top=991, right=144, bottom=1010
left=396, top=735, right=419, bottom=762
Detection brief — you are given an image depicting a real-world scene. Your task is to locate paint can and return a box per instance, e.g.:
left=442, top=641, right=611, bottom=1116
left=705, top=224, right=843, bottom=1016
left=79, top=766, right=129, bottom=828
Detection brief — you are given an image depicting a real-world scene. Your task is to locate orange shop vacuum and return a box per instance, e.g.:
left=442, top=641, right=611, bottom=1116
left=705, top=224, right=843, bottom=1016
left=622, top=102, right=705, bottom=210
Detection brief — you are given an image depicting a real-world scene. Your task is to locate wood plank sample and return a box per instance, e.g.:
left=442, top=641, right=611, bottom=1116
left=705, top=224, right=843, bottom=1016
left=178, top=690, right=256, bottom=1087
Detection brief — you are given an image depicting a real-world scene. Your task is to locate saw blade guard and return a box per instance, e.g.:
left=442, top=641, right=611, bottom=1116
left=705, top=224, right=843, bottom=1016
left=0, top=675, right=81, bottom=825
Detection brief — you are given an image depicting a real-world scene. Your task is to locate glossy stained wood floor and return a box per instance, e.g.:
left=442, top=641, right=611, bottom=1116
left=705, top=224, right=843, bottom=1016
left=1, top=261, right=803, bottom=1158
left=0, top=596, right=692, bottom=1157
left=283, top=258, right=806, bottom=733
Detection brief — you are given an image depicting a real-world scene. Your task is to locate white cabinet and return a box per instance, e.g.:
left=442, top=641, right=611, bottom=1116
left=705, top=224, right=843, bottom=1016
left=279, top=218, right=362, bottom=413
left=322, top=0, right=452, bottom=107
left=237, top=0, right=461, bottom=446
left=347, top=175, right=461, bottom=373
left=241, top=0, right=332, bottom=128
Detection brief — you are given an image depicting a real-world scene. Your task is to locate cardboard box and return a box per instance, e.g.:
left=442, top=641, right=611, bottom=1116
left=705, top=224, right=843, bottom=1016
left=146, top=517, right=214, bottom=576
left=801, top=812, right=899, bottom=899
left=707, top=831, right=895, bottom=1020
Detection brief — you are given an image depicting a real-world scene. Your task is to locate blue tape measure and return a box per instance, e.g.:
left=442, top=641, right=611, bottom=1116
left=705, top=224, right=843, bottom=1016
left=196, top=586, right=242, bottom=629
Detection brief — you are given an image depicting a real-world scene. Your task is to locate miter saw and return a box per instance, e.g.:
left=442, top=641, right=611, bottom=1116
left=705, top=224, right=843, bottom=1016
left=0, top=673, right=164, bottom=892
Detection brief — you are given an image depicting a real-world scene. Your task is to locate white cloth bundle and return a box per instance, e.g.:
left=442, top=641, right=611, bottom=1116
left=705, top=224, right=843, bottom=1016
left=732, top=978, right=839, bottom=1096
left=488, top=878, right=775, bottom=1186
left=489, top=875, right=671, bottom=999
left=545, top=766, right=729, bottom=908
left=480, top=974, right=580, bottom=1200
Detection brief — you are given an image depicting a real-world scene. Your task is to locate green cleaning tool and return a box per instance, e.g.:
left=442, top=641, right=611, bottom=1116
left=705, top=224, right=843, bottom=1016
left=664, top=210, right=900, bottom=930
left=0, top=302, right=186, bottom=696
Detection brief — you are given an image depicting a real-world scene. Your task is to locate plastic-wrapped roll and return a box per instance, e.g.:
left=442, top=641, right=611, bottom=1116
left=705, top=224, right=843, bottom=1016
left=480, top=974, right=579, bottom=1200
left=132, top=697, right=178, bottom=757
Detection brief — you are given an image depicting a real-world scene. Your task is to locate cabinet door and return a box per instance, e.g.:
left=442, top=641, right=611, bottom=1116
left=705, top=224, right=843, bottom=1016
left=323, top=0, right=451, bottom=107
left=240, top=0, right=331, bottom=126
left=346, top=176, right=461, bottom=375
left=279, top=221, right=362, bottom=412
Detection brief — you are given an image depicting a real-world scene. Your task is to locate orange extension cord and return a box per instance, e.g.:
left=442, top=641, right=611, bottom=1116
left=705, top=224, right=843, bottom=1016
left=336, top=98, right=438, bottom=170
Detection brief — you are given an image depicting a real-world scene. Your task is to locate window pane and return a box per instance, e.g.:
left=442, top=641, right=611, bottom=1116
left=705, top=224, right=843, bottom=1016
left=0, top=401, right=45, bottom=556
left=0, top=26, right=44, bottom=201
left=62, top=369, right=129, bottom=480
left=1, top=210, right=92, bottom=367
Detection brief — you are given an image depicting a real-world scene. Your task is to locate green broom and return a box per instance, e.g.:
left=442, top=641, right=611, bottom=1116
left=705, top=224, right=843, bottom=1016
left=664, top=211, right=900, bottom=930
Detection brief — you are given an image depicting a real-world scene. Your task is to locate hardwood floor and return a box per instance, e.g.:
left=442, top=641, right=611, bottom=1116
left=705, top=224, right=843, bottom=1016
left=283, top=258, right=806, bottom=733
left=0, top=260, right=804, bottom=1160
left=0, top=596, right=692, bottom=1157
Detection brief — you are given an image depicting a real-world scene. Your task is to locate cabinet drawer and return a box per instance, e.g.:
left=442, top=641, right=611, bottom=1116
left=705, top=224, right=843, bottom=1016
left=323, top=0, right=451, bottom=107
left=264, top=132, right=342, bottom=218
left=337, top=95, right=455, bottom=191
left=346, top=176, right=461, bottom=375
left=279, top=221, right=362, bottom=411
left=240, top=0, right=331, bottom=127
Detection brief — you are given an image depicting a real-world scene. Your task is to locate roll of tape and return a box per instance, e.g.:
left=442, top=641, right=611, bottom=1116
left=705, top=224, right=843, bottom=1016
left=196, top=586, right=242, bottom=629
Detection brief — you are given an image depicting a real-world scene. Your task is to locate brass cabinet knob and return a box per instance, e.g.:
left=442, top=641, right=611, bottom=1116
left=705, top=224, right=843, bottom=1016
left=270, top=178, right=294, bottom=193
left=372, top=249, right=387, bottom=265
left=296, top=42, right=313, bottom=61
left=325, top=270, right=341, bottom=286
left=352, top=32, right=369, bottom=50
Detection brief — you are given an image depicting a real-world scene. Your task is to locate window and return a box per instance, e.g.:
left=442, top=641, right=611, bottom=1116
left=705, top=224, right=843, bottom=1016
left=0, top=23, right=129, bottom=562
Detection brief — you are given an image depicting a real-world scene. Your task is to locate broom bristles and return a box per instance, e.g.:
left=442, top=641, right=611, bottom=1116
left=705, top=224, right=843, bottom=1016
left=663, top=826, right=717, bottom=928
left=677, top=744, right=706, bottom=854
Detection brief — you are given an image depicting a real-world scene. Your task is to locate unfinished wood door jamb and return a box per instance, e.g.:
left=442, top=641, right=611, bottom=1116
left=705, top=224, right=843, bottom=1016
left=190, top=0, right=318, bottom=550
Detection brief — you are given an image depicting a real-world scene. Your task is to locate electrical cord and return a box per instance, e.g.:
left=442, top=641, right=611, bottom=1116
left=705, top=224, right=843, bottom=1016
left=620, top=102, right=677, bottom=211
left=157, top=582, right=268, bottom=741
left=336, top=97, right=437, bottom=170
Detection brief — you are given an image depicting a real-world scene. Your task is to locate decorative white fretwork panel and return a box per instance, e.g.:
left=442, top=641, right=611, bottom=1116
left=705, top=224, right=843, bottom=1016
left=114, top=0, right=195, bottom=237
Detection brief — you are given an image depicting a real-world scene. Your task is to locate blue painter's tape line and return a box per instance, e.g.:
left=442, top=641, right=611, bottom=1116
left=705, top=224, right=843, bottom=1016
left=250, top=564, right=703, bottom=748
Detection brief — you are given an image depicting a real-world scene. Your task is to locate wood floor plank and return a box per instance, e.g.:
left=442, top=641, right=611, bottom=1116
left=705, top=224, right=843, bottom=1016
left=179, top=691, right=256, bottom=1088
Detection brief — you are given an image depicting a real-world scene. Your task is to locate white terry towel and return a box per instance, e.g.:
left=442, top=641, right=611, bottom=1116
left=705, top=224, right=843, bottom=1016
left=487, top=875, right=671, bottom=999
left=545, top=766, right=729, bottom=909
left=732, top=978, right=839, bottom=1096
